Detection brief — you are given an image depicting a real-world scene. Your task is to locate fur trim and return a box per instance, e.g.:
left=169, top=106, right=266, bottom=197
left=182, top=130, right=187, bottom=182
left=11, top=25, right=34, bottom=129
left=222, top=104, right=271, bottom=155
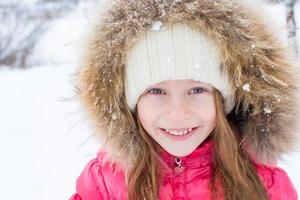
left=74, top=0, right=300, bottom=167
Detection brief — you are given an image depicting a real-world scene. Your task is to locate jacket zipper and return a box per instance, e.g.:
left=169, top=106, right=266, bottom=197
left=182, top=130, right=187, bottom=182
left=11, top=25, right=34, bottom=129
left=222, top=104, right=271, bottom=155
left=174, top=156, right=185, bottom=173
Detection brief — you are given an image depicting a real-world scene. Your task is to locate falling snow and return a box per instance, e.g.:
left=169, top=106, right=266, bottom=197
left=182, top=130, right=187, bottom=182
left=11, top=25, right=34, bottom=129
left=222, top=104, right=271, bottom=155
left=152, top=20, right=163, bottom=31
left=242, top=83, right=251, bottom=92
left=263, top=106, right=272, bottom=114
left=274, top=95, right=281, bottom=102
left=1, top=1, right=300, bottom=199
left=111, top=112, right=118, bottom=120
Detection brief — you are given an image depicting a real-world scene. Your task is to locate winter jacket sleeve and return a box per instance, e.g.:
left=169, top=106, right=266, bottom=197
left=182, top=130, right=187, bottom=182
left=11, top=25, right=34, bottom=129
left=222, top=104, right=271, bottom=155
left=69, top=157, right=109, bottom=200
left=257, top=164, right=298, bottom=200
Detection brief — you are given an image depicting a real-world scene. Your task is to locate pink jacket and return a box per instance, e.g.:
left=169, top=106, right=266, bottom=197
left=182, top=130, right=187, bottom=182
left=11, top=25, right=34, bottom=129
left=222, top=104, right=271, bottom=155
left=70, top=139, right=298, bottom=200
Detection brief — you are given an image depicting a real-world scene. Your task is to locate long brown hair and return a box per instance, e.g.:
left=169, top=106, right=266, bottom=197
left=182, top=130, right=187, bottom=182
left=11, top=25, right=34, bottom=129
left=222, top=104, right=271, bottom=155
left=127, top=89, right=269, bottom=200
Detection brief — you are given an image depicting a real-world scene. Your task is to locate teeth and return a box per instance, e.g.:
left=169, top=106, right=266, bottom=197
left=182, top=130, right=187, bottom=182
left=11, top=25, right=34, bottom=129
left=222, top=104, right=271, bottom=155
left=164, top=128, right=194, bottom=136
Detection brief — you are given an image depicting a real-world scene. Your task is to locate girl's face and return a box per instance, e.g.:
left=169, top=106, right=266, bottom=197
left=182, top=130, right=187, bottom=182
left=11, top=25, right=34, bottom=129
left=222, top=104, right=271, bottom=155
left=137, top=79, right=217, bottom=157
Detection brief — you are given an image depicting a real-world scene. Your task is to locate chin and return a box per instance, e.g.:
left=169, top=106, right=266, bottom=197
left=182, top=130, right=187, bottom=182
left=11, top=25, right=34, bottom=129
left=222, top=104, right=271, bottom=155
left=165, top=146, right=196, bottom=157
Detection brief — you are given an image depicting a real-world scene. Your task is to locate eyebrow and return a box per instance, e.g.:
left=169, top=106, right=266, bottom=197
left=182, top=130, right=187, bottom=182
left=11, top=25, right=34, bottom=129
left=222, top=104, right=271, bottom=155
left=147, top=83, right=212, bottom=90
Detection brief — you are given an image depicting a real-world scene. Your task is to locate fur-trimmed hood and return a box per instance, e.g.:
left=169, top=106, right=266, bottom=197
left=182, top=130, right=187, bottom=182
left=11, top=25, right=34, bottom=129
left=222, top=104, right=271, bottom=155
left=74, top=0, right=299, bottom=168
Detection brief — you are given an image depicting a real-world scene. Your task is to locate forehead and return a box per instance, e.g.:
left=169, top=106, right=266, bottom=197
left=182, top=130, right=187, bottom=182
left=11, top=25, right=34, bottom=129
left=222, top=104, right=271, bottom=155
left=152, top=79, right=213, bottom=88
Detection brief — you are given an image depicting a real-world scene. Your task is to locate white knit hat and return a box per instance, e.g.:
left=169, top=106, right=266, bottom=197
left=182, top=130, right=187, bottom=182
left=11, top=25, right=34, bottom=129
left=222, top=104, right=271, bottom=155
left=125, top=23, right=235, bottom=114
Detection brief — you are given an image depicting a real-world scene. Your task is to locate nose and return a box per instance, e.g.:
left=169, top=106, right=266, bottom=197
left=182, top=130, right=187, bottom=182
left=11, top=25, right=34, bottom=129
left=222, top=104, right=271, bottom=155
left=164, top=98, right=192, bottom=121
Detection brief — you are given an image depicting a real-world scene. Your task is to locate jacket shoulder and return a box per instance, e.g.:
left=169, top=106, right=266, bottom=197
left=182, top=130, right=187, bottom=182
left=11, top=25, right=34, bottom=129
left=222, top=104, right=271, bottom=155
left=256, top=163, right=298, bottom=200
left=70, top=151, right=127, bottom=200
left=70, top=153, right=109, bottom=200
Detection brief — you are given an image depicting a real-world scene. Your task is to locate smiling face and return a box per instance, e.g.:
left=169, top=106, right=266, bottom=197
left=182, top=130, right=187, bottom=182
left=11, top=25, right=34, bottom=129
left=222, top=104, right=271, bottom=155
left=137, top=79, right=217, bottom=157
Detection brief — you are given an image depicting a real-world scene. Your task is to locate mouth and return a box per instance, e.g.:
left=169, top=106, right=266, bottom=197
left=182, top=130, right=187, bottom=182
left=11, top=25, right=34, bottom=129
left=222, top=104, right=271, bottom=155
left=159, top=126, right=199, bottom=141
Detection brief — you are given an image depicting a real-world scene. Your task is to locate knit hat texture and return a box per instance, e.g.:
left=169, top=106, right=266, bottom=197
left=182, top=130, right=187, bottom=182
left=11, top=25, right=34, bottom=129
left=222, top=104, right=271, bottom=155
left=125, top=23, right=234, bottom=113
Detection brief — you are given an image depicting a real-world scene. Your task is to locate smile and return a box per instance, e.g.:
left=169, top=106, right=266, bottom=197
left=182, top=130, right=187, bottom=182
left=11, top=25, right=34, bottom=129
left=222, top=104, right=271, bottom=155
left=162, top=127, right=196, bottom=136
left=159, top=127, right=199, bottom=139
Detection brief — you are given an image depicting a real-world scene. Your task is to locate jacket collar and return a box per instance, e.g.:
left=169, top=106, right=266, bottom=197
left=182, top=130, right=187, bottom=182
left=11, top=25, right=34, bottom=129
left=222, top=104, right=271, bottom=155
left=158, top=137, right=214, bottom=174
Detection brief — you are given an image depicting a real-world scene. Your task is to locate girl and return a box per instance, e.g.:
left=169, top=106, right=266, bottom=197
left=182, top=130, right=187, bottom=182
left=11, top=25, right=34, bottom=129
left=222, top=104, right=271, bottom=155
left=70, top=0, right=299, bottom=199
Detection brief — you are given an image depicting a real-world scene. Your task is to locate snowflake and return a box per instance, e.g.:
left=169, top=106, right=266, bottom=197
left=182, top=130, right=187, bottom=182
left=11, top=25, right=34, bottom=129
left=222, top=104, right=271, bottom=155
left=263, top=106, right=272, bottom=114
left=242, top=83, right=250, bottom=92
left=152, top=20, right=163, bottom=31
left=111, top=112, right=118, bottom=120
left=185, top=2, right=195, bottom=11
left=274, top=95, right=281, bottom=102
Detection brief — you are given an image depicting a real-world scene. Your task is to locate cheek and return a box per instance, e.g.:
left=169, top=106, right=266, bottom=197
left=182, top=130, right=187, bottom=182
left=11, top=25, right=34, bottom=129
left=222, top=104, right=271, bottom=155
left=137, top=98, right=159, bottom=130
left=190, top=96, right=217, bottom=121
left=137, top=95, right=166, bottom=115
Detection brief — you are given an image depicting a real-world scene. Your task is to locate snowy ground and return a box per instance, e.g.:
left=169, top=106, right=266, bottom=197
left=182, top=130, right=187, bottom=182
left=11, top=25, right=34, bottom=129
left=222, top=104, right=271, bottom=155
left=0, top=1, right=300, bottom=199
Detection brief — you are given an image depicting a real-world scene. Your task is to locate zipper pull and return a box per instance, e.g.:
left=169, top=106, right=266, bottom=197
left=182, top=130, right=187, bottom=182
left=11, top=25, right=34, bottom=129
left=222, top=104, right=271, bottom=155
left=174, top=156, right=185, bottom=173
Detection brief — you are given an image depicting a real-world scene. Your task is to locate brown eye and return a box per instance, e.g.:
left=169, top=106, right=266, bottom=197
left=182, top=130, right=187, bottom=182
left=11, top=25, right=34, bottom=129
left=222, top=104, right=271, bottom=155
left=190, top=87, right=206, bottom=94
left=148, top=88, right=165, bottom=95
